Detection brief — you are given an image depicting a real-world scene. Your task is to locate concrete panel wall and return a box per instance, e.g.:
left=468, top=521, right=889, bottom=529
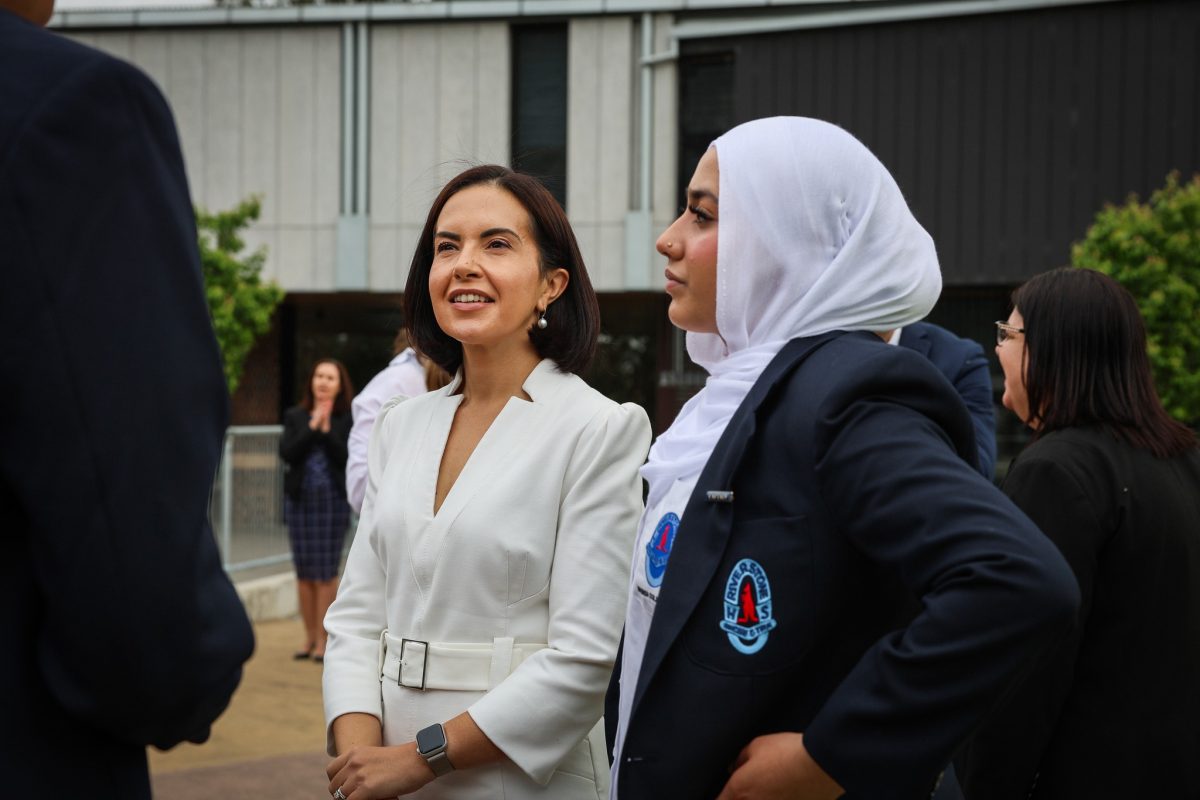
left=71, top=17, right=670, bottom=294
left=567, top=16, right=633, bottom=292
left=69, top=27, right=342, bottom=290
left=369, top=22, right=510, bottom=291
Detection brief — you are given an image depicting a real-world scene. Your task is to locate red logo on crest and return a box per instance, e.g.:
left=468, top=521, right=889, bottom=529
left=655, top=523, right=673, bottom=553
left=737, top=578, right=759, bottom=625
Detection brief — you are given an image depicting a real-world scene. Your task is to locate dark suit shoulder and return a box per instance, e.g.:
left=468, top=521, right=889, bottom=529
left=0, top=17, right=171, bottom=168
left=0, top=10, right=110, bottom=77
left=906, top=321, right=986, bottom=369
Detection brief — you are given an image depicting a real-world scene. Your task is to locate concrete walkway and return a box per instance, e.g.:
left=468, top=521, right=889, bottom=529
left=149, top=616, right=333, bottom=799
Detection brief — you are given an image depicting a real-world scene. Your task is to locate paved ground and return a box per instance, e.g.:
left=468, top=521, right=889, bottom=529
left=149, top=617, right=333, bottom=799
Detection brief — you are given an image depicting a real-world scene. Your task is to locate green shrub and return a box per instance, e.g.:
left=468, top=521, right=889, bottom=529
left=197, top=197, right=285, bottom=395
left=1071, top=173, right=1200, bottom=425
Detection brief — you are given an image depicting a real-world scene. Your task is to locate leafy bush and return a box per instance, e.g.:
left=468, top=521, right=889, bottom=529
left=1072, top=173, right=1200, bottom=425
left=197, top=197, right=284, bottom=394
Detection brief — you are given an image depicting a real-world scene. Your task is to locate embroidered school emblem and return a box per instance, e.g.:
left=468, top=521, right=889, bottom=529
left=720, top=558, right=778, bottom=654
left=644, top=512, right=680, bottom=588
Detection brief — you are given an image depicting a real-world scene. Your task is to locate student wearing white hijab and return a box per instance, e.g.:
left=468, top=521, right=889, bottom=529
left=605, top=117, right=1079, bottom=800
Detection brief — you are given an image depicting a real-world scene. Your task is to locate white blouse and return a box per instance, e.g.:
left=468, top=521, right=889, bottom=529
left=323, top=359, right=650, bottom=799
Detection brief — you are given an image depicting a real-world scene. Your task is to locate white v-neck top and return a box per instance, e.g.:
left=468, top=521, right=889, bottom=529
left=323, top=359, right=651, bottom=798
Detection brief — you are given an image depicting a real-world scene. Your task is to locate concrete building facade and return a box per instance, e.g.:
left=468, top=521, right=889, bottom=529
left=55, top=0, right=1200, bottom=459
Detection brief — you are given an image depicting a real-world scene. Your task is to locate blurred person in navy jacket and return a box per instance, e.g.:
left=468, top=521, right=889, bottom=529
left=886, top=322, right=996, bottom=480
left=0, top=2, right=255, bottom=797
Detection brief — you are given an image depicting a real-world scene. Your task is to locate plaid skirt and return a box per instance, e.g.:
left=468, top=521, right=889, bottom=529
left=284, top=449, right=350, bottom=581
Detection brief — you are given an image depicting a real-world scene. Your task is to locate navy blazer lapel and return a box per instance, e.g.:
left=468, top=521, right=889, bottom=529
left=630, top=332, right=841, bottom=716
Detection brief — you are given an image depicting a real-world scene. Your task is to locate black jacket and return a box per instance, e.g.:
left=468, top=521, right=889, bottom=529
left=280, top=404, right=352, bottom=501
left=607, top=332, right=1079, bottom=800
left=958, top=426, right=1200, bottom=798
left=0, top=12, right=254, bottom=798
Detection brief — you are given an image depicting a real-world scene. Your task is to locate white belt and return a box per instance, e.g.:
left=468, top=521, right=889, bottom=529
left=378, top=631, right=547, bottom=691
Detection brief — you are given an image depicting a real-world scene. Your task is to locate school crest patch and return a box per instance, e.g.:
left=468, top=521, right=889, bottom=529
left=644, top=512, right=679, bottom=588
left=720, top=558, right=777, bottom=654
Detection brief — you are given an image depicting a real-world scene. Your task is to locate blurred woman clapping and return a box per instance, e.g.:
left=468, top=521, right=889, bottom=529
left=281, top=358, right=355, bottom=662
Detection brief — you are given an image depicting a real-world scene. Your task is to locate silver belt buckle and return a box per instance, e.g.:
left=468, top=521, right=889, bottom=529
left=399, top=638, right=429, bottom=690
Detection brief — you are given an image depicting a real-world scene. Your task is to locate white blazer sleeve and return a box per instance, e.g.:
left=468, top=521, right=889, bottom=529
left=467, top=402, right=651, bottom=784
left=322, top=396, right=407, bottom=754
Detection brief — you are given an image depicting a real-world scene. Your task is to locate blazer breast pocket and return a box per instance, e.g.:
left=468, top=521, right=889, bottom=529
left=682, top=515, right=817, bottom=676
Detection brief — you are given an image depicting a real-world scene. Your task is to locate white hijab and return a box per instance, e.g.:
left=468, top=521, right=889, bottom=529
left=641, top=117, right=942, bottom=508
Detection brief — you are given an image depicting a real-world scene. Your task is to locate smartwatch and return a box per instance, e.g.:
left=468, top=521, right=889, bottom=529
left=415, top=723, right=455, bottom=777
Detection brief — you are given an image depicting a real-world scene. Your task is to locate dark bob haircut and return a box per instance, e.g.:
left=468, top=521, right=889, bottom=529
left=300, top=358, right=355, bottom=415
left=404, top=165, right=601, bottom=376
left=1015, top=267, right=1196, bottom=458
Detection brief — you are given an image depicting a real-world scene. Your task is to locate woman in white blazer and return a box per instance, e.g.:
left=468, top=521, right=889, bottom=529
left=323, top=165, right=652, bottom=800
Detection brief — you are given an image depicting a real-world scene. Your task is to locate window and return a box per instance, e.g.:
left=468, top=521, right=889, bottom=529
left=511, top=24, right=568, bottom=207
left=678, top=51, right=734, bottom=201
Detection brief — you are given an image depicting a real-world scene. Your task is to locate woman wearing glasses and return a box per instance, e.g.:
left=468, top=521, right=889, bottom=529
left=959, top=268, right=1200, bottom=798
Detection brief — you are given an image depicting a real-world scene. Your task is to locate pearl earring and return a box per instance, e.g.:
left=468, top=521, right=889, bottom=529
left=536, top=309, right=548, bottom=330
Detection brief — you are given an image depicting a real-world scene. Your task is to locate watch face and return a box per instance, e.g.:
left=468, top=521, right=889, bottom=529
left=416, top=724, right=447, bottom=755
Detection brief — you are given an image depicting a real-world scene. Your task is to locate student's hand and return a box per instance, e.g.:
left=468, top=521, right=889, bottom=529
left=716, top=732, right=844, bottom=800
left=326, top=743, right=435, bottom=799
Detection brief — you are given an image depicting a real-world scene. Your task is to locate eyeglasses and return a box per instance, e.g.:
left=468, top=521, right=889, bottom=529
left=995, top=320, right=1025, bottom=346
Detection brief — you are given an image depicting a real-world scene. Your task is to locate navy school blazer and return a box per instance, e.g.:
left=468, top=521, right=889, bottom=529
left=606, top=331, right=1078, bottom=800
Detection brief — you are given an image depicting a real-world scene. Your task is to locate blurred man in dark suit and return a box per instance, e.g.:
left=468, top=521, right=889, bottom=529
left=0, top=1, right=255, bottom=796
left=885, top=322, right=997, bottom=480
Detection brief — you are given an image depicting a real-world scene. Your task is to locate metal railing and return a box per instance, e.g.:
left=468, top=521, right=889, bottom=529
left=210, top=425, right=292, bottom=574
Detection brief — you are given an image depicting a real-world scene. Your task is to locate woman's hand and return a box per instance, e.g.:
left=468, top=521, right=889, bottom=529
left=310, top=399, right=334, bottom=432
left=326, top=743, right=435, bottom=799
left=716, top=732, right=844, bottom=800
left=324, top=711, right=502, bottom=798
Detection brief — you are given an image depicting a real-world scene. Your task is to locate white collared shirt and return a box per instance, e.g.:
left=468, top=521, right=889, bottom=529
left=345, top=348, right=428, bottom=513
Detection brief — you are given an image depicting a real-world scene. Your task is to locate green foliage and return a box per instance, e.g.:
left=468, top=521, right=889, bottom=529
left=1071, top=173, right=1200, bottom=425
left=197, top=197, right=285, bottom=395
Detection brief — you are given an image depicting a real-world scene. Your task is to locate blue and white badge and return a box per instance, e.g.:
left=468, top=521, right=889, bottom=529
left=644, top=512, right=680, bottom=588
left=720, top=558, right=778, bottom=654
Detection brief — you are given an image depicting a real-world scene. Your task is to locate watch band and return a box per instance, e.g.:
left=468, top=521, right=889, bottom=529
left=425, top=749, right=455, bottom=777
